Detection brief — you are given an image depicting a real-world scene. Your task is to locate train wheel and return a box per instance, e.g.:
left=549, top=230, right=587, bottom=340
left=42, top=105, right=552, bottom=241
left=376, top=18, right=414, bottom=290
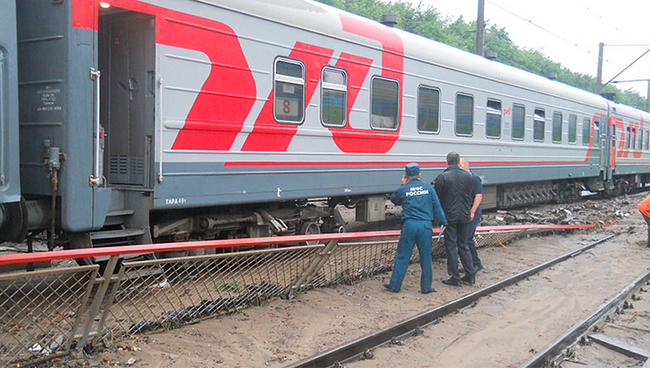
left=299, top=221, right=321, bottom=245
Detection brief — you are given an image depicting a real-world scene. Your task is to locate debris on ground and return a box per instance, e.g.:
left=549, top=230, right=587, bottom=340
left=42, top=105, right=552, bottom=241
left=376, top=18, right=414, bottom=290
left=481, top=196, right=635, bottom=227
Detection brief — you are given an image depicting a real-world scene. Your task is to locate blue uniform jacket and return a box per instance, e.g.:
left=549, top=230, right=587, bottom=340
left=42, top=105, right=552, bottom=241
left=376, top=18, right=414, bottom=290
left=391, top=178, right=448, bottom=225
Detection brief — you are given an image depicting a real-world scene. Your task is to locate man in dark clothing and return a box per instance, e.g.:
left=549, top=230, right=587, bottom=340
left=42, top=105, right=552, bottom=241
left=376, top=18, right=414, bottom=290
left=460, top=158, right=484, bottom=272
left=386, top=163, right=447, bottom=294
left=433, top=152, right=476, bottom=286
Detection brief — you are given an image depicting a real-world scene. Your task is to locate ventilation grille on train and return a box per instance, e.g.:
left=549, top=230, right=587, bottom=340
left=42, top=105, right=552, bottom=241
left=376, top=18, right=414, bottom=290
left=110, top=155, right=129, bottom=175
left=109, top=155, right=144, bottom=176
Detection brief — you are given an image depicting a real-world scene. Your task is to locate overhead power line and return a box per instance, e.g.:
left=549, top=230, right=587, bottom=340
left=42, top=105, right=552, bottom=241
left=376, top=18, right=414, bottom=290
left=487, top=2, right=648, bottom=73
left=485, top=0, right=593, bottom=56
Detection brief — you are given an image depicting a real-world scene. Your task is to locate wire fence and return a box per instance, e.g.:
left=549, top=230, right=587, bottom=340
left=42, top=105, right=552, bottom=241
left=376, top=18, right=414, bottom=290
left=0, top=226, right=585, bottom=367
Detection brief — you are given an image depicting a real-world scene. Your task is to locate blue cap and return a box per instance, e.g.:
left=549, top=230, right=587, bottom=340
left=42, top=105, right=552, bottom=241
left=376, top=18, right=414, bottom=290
left=405, top=163, right=420, bottom=176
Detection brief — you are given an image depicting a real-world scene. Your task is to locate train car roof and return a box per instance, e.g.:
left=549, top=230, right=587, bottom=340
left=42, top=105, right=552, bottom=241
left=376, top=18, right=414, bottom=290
left=207, top=0, right=609, bottom=109
left=610, top=101, right=650, bottom=122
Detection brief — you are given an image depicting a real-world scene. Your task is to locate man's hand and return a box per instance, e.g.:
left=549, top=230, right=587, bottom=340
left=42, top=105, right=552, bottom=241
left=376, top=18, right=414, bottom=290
left=401, top=175, right=408, bottom=185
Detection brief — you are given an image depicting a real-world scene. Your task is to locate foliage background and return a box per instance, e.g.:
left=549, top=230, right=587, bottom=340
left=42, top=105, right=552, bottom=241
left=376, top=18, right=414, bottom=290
left=317, top=0, right=647, bottom=110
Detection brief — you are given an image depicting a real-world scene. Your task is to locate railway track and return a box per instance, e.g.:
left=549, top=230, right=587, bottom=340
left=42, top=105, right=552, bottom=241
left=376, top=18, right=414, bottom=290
left=520, top=269, right=650, bottom=367
left=287, top=234, right=650, bottom=368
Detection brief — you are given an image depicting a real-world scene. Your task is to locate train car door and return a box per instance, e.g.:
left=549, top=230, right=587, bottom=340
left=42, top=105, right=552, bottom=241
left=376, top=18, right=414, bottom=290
left=99, top=9, right=155, bottom=187
left=609, top=117, right=619, bottom=173
left=595, top=116, right=607, bottom=179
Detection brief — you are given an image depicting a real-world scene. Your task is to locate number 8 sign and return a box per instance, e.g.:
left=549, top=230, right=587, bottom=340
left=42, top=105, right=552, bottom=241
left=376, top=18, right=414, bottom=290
left=275, top=98, right=299, bottom=121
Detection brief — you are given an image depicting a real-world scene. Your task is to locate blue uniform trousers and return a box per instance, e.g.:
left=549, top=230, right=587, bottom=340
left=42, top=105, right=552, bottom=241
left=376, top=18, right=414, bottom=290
left=466, top=208, right=482, bottom=268
left=444, top=222, right=475, bottom=281
left=389, top=220, right=433, bottom=292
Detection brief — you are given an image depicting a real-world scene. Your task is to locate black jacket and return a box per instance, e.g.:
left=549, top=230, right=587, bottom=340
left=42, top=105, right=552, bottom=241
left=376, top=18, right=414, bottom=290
left=433, top=165, right=475, bottom=224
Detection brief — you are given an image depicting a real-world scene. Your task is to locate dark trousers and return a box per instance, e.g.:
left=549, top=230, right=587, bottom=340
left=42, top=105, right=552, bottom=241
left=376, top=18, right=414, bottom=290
left=444, top=222, right=475, bottom=281
left=466, top=208, right=482, bottom=268
left=389, top=220, right=433, bottom=293
left=644, top=214, right=650, bottom=247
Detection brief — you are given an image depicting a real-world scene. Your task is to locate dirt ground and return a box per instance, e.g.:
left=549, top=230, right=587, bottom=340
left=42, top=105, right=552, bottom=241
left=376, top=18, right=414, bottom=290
left=42, top=193, right=650, bottom=368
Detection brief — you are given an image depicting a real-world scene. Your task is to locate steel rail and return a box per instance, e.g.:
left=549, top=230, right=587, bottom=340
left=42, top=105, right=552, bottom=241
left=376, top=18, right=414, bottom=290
left=0, top=224, right=593, bottom=266
left=517, top=267, right=650, bottom=368
left=285, top=234, right=615, bottom=368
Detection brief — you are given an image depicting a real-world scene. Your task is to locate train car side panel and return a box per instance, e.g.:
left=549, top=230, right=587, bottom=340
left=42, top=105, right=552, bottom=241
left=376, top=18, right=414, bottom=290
left=17, top=0, right=100, bottom=232
left=0, top=0, right=20, bottom=205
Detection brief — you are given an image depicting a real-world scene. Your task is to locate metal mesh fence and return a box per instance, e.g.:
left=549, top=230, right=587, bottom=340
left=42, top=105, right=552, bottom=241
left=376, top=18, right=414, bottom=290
left=99, top=245, right=324, bottom=343
left=0, top=226, right=574, bottom=366
left=304, top=229, right=530, bottom=288
left=0, top=265, right=99, bottom=367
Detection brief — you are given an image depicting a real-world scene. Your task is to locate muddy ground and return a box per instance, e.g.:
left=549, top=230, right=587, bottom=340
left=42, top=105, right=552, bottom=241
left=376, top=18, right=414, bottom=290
left=36, top=192, right=650, bottom=368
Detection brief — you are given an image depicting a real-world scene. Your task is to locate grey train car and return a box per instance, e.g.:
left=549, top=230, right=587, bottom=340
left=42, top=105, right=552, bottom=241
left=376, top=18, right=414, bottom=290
left=1, top=0, right=649, bottom=252
left=0, top=0, right=22, bottom=243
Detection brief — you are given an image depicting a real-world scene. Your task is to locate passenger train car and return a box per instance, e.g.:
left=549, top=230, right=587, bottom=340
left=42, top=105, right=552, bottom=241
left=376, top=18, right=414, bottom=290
left=0, top=0, right=649, bottom=249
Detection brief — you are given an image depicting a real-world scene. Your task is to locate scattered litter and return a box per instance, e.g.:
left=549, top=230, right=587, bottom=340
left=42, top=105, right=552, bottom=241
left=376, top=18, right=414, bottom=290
left=41, top=335, right=64, bottom=356
left=150, top=279, right=170, bottom=289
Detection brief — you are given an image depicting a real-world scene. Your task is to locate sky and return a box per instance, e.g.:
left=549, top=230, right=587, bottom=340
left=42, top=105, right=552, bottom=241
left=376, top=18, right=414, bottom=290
left=404, top=0, right=650, bottom=95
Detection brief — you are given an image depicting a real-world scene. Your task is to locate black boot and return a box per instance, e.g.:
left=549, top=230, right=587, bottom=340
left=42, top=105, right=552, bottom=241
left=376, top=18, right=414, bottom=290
left=461, top=274, right=475, bottom=285
left=442, top=277, right=461, bottom=287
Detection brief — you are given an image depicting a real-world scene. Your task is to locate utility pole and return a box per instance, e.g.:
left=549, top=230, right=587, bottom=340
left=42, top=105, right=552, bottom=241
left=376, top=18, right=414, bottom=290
left=476, top=0, right=485, bottom=56
left=596, top=42, right=604, bottom=95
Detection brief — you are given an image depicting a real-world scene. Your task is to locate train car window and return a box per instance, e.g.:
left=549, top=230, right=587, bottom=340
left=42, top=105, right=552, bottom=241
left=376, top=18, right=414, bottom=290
left=593, top=120, right=600, bottom=147
left=455, top=94, right=474, bottom=136
left=645, top=130, right=649, bottom=150
left=638, top=129, right=643, bottom=150
left=274, top=58, right=305, bottom=124
left=626, top=127, right=632, bottom=149
left=512, top=104, right=525, bottom=140
left=633, top=128, right=637, bottom=149
left=533, top=108, right=545, bottom=142
left=370, top=77, right=399, bottom=131
left=568, top=114, right=577, bottom=143
left=486, top=99, right=502, bottom=138
left=321, top=67, right=347, bottom=127
left=582, top=117, right=590, bottom=145
left=552, top=112, right=562, bottom=143
left=417, top=86, right=440, bottom=133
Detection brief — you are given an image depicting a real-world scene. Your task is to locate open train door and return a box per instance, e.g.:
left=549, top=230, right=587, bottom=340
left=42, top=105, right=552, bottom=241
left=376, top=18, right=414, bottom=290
left=99, top=8, right=155, bottom=188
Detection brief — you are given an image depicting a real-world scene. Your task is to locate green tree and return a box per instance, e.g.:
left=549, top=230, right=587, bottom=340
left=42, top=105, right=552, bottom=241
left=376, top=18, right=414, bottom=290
left=316, top=0, right=647, bottom=110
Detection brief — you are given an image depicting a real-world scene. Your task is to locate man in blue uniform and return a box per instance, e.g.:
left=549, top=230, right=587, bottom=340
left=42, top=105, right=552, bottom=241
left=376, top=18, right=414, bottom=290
left=460, top=158, right=484, bottom=273
left=385, top=163, right=447, bottom=294
left=434, top=152, right=476, bottom=286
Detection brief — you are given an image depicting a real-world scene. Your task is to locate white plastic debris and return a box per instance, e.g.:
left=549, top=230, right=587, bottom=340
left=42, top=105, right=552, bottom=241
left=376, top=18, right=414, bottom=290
left=28, top=343, right=42, bottom=352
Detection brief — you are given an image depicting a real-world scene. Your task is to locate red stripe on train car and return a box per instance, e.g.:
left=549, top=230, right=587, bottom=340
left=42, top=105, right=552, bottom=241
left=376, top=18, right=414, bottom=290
left=223, top=160, right=591, bottom=167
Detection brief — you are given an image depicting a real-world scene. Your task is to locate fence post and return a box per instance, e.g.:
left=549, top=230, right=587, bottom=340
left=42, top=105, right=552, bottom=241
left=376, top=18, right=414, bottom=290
left=77, top=255, right=120, bottom=350
left=286, top=240, right=338, bottom=298
left=64, top=266, right=101, bottom=352
left=95, top=261, right=127, bottom=343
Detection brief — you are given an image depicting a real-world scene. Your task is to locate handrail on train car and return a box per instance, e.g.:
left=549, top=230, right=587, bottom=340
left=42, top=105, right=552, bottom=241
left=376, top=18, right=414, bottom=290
left=0, top=224, right=595, bottom=266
